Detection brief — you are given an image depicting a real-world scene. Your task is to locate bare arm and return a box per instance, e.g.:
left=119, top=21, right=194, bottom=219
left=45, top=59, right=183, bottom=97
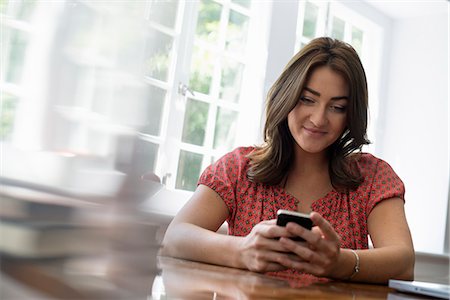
left=161, top=185, right=294, bottom=271
left=354, top=197, right=415, bottom=282
left=277, top=197, right=414, bottom=283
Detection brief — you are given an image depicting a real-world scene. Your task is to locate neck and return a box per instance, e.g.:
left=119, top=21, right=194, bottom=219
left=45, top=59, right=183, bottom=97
left=291, top=147, right=329, bottom=176
left=283, top=147, right=333, bottom=206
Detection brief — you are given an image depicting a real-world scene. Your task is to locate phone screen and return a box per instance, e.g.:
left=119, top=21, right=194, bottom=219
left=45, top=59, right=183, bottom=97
left=276, top=210, right=313, bottom=242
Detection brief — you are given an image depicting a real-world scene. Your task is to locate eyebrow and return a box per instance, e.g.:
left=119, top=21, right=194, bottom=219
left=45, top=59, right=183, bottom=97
left=303, top=87, right=349, bottom=101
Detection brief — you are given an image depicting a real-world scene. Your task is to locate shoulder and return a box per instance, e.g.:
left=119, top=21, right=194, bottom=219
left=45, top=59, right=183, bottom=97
left=231, top=146, right=255, bottom=157
left=199, top=147, right=254, bottom=189
left=352, top=152, right=402, bottom=185
left=354, top=152, right=387, bottom=174
left=206, top=146, right=255, bottom=175
left=350, top=153, right=405, bottom=213
left=355, top=152, right=377, bottom=165
left=220, top=146, right=255, bottom=165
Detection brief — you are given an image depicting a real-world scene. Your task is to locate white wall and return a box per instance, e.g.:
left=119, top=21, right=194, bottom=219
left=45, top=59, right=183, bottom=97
left=376, top=11, right=449, bottom=254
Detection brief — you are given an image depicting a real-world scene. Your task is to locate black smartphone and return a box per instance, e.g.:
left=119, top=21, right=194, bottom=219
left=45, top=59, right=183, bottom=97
left=276, top=209, right=313, bottom=242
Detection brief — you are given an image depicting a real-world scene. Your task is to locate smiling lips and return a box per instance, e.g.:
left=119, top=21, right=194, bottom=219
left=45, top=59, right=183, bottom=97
left=303, top=126, right=327, bottom=136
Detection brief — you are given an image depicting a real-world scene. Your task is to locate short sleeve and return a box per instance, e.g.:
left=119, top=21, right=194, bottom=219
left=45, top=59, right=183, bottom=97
left=198, top=149, right=245, bottom=219
left=366, top=158, right=405, bottom=215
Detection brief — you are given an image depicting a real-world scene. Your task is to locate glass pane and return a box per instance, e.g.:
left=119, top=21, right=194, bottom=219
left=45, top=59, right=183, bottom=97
left=181, top=98, right=209, bottom=146
left=134, top=139, right=159, bottom=176
left=0, top=1, right=7, bottom=14
left=302, top=1, right=318, bottom=39
left=3, top=28, right=29, bottom=84
left=331, top=16, right=345, bottom=40
left=196, top=0, right=222, bottom=44
left=144, top=28, right=173, bottom=82
left=78, top=2, right=145, bottom=18
left=352, top=26, right=364, bottom=55
left=0, top=93, right=19, bottom=140
left=58, top=3, right=96, bottom=57
left=189, top=46, right=214, bottom=94
left=220, top=58, right=244, bottom=103
left=226, top=10, right=249, bottom=54
left=213, top=107, right=238, bottom=150
left=231, top=0, right=251, bottom=9
left=148, top=0, right=179, bottom=29
left=3, top=0, right=37, bottom=21
left=142, top=85, right=167, bottom=136
left=176, top=150, right=203, bottom=191
left=115, top=136, right=159, bottom=176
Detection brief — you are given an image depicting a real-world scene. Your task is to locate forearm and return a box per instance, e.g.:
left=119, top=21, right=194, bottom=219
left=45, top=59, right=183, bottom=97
left=161, top=222, right=244, bottom=269
left=331, top=246, right=415, bottom=284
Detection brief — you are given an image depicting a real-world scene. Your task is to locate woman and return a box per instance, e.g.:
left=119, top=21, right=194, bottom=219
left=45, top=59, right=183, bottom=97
left=162, top=37, right=414, bottom=283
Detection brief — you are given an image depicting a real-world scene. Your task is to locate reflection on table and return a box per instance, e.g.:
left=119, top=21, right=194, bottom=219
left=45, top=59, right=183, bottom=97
left=3, top=253, right=438, bottom=299
left=155, top=256, right=399, bottom=300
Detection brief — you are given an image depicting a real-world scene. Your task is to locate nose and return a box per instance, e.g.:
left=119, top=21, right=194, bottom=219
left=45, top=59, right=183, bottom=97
left=310, top=106, right=328, bottom=127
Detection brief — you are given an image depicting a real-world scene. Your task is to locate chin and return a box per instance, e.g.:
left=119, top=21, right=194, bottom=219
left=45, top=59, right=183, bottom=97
left=298, top=145, right=327, bottom=154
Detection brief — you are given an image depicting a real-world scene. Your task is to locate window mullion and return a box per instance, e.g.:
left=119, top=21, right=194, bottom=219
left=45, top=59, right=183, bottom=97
left=200, top=1, right=230, bottom=169
left=157, top=0, right=198, bottom=189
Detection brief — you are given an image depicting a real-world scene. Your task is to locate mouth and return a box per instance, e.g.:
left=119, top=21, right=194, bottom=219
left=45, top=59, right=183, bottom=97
left=303, top=127, right=327, bottom=135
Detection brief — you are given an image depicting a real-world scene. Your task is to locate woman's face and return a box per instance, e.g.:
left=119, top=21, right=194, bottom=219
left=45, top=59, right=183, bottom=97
left=287, top=66, right=349, bottom=156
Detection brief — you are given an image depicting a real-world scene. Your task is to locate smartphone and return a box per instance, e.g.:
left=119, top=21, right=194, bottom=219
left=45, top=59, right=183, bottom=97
left=276, top=209, right=313, bottom=242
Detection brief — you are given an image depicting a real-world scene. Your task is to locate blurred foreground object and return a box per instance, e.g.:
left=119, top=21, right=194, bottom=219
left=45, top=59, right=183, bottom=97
left=1, top=1, right=170, bottom=298
left=0, top=173, right=166, bottom=299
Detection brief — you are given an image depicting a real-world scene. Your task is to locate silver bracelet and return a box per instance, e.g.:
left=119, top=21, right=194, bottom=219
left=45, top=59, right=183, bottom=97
left=348, top=249, right=360, bottom=280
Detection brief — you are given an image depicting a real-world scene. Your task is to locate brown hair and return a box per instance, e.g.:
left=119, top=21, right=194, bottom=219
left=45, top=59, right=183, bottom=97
left=247, top=37, right=370, bottom=190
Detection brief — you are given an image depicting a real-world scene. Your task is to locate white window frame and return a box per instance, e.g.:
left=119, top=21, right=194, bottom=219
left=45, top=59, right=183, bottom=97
left=155, top=0, right=271, bottom=191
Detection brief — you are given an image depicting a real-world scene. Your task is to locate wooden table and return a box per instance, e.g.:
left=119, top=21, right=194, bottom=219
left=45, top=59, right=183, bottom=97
left=156, top=256, right=432, bottom=300
left=2, top=256, right=433, bottom=299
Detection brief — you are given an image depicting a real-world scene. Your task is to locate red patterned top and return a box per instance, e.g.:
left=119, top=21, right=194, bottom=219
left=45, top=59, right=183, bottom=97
left=198, top=146, right=405, bottom=250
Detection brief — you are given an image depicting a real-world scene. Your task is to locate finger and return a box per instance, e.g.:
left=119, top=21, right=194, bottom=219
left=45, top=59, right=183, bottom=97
left=254, top=234, right=295, bottom=253
left=310, top=212, right=340, bottom=242
left=259, top=222, right=296, bottom=240
left=279, top=237, right=320, bottom=263
left=284, top=222, right=339, bottom=258
left=275, top=240, right=329, bottom=276
left=284, top=221, right=338, bottom=256
left=264, top=262, right=288, bottom=272
left=250, top=250, right=290, bottom=272
left=285, top=222, right=319, bottom=245
left=263, top=219, right=277, bottom=225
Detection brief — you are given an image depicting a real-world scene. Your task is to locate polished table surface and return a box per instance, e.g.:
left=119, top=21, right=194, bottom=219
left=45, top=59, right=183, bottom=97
left=1, top=255, right=435, bottom=300
left=155, top=257, right=431, bottom=300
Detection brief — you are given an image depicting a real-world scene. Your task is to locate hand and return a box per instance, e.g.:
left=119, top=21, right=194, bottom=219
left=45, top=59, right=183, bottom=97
left=277, top=212, right=341, bottom=277
left=237, top=219, right=298, bottom=273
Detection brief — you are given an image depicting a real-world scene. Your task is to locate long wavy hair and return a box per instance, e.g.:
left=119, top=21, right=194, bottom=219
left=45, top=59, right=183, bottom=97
left=247, top=37, right=370, bottom=190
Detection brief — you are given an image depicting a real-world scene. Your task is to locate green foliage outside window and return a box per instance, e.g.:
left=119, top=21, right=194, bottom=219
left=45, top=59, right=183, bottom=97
left=352, top=26, right=364, bottom=55
left=196, top=0, right=221, bottom=43
left=189, top=46, right=213, bottom=94
left=181, top=99, right=209, bottom=146
left=302, top=1, right=318, bottom=38
left=146, top=51, right=170, bottom=81
left=176, top=150, right=203, bottom=191
left=1, top=0, right=36, bottom=21
left=0, top=94, right=18, bottom=140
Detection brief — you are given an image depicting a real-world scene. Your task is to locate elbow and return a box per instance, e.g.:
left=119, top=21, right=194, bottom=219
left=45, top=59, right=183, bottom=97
left=160, top=225, right=177, bottom=257
left=160, top=222, right=192, bottom=258
left=393, top=249, right=415, bottom=281
left=159, top=241, right=170, bottom=257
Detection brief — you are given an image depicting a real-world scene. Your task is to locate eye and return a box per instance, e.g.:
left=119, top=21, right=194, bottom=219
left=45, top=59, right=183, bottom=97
left=299, top=96, right=315, bottom=105
left=330, top=105, right=347, bottom=113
